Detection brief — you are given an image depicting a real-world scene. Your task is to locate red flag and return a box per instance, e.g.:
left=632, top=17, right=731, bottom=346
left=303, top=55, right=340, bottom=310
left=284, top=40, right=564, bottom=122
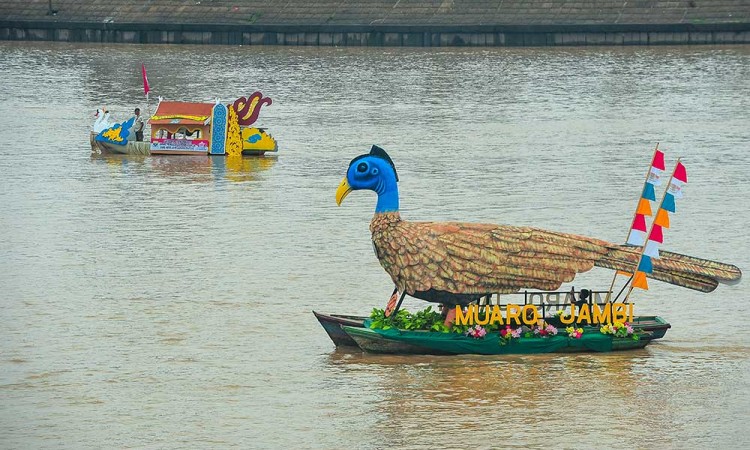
left=673, top=161, right=688, bottom=183
left=141, top=63, right=150, bottom=96
left=652, top=149, right=666, bottom=171
left=632, top=214, right=647, bottom=232
left=649, top=224, right=664, bottom=243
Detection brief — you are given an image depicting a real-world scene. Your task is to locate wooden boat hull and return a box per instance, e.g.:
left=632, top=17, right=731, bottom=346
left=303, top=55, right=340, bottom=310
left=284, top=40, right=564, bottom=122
left=91, top=132, right=151, bottom=155
left=341, top=325, right=652, bottom=355
left=342, top=326, right=452, bottom=355
left=315, top=312, right=671, bottom=350
left=312, top=311, right=365, bottom=347
left=631, top=315, right=671, bottom=339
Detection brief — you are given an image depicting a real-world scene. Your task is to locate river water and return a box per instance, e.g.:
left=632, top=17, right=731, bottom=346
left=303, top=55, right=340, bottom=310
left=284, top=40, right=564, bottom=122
left=0, top=41, right=748, bottom=449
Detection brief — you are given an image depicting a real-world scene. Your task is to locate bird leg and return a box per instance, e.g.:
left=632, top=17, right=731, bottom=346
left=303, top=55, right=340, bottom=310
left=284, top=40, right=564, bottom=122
left=443, top=305, right=457, bottom=327
left=384, top=286, right=399, bottom=317
left=388, top=291, right=407, bottom=317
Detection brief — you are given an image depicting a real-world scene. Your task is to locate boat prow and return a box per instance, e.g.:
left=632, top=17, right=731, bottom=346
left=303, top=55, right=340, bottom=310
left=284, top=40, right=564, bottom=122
left=312, top=311, right=365, bottom=347
left=342, top=326, right=452, bottom=355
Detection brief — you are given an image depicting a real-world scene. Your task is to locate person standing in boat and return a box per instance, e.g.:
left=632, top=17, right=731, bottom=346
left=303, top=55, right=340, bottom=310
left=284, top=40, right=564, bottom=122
left=133, top=108, right=145, bottom=141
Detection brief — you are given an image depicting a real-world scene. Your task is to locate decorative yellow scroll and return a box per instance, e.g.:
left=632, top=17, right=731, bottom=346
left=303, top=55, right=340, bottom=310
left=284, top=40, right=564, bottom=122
left=150, top=114, right=209, bottom=122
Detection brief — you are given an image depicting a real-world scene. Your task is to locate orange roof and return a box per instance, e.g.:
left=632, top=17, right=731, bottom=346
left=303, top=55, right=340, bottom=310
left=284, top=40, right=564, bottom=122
left=149, top=101, right=214, bottom=125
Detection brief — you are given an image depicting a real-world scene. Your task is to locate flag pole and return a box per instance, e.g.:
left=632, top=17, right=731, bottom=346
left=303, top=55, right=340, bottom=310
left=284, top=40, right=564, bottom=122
left=145, top=91, right=150, bottom=140
left=624, top=157, right=682, bottom=302
left=141, top=63, right=151, bottom=140
left=605, top=142, right=660, bottom=302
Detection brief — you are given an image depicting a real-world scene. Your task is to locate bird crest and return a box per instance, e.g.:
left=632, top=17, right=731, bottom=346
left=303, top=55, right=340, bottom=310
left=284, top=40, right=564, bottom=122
left=350, top=145, right=399, bottom=182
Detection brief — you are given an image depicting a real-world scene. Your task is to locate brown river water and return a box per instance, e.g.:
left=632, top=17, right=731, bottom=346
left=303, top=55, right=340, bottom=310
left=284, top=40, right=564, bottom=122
left=0, top=42, right=749, bottom=449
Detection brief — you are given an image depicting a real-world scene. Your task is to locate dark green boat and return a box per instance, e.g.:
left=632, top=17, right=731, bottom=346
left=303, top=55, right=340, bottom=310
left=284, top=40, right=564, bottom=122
left=314, top=310, right=671, bottom=350
left=342, top=323, right=652, bottom=355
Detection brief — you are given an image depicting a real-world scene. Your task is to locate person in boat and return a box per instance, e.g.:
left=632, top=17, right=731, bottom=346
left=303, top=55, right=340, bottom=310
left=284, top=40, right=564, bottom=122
left=579, top=288, right=591, bottom=305
left=573, top=288, right=591, bottom=312
left=133, top=108, right=145, bottom=141
left=439, top=303, right=457, bottom=327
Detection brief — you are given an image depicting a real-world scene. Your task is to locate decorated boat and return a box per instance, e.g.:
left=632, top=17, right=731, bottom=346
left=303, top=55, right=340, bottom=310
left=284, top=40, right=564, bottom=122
left=91, top=92, right=277, bottom=157
left=314, top=308, right=671, bottom=350
left=320, top=144, right=740, bottom=356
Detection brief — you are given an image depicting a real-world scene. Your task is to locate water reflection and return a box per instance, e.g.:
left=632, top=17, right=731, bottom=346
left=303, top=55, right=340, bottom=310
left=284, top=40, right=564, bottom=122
left=326, top=349, right=658, bottom=447
left=328, top=350, right=644, bottom=404
left=89, top=153, right=277, bottom=182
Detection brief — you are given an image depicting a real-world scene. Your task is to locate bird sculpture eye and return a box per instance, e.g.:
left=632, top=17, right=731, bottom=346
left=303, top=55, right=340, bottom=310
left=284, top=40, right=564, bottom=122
left=357, top=162, right=368, bottom=173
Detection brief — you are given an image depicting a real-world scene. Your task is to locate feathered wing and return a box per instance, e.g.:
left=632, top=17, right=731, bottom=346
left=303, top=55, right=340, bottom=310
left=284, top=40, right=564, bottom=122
left=371, top=217, right=742, bottom=297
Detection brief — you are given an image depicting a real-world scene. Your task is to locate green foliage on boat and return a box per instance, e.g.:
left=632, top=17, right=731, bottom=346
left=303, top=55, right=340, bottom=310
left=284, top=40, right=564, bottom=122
left=369, top=306, right=451, bottom=333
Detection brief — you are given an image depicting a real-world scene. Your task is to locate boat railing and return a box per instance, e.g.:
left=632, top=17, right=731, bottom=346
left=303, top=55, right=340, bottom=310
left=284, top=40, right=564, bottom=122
left=476, top=289, right=629, bottom=319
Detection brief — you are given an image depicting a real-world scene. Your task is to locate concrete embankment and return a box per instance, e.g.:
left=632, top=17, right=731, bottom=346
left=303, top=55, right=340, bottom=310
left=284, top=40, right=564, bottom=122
left=2, top=0, right=749, bottom=46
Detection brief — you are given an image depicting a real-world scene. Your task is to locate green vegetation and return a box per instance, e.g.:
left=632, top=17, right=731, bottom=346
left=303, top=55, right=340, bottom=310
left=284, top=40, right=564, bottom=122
left=369, top=306, right=450, bottom=333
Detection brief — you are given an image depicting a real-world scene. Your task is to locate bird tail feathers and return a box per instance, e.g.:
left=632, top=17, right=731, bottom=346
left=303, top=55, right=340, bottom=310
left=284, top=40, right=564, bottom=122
left=596, top=246, right=742, bottom=293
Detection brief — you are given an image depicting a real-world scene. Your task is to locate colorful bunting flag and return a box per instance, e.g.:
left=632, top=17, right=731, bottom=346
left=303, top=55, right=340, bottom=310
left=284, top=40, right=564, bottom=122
left=649, top=225, right=664, bottom=243
left=673, top=161, right=687, bottom=183
left=626, top=147, right=666, bottom=246
left=631, top=159, right=688, bottom=291
left=654, top=209, right=670, bottom=228
left=632, top=271, right=649, bottom=290
left=637, top=255, right=653, bottom=273
left=643, top=240, right=660, bottom=258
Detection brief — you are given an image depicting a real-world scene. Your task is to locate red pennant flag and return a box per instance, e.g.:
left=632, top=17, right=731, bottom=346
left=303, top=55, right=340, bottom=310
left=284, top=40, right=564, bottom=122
left=673, top=161, right=687, bottom=183
left=649, top=224, right=664, bottom=243
left=652, top=149, right=666, bottom=171
left=632, top=214, right=647, bottom=232
left=141, top=63, right=150, bottom=96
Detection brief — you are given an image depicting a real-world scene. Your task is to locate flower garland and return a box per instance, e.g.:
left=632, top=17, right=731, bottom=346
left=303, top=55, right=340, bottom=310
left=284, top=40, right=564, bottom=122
left=500, top=326, right=522, bottom=340
left=498, top=325, right=522, bottom=345
left=531, top=322, right=558, bottom=337
left=566, top=326, right=584, bottom=339
left=600, top=321, right=639, bottom=340
left=465, top=325, right=487, bottom=339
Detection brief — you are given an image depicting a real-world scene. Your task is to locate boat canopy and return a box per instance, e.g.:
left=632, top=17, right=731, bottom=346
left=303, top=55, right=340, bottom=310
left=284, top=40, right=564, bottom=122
left=149, top=101, right=214, bottom=126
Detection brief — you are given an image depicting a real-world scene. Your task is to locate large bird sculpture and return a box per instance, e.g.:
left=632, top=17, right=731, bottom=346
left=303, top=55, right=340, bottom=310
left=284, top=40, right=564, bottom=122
left=335, top=145, right=742, bottom=306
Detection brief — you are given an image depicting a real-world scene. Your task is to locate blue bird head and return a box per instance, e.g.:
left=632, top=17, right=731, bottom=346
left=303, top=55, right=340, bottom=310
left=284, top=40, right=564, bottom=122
left=336, top=145, right=400, bottom=213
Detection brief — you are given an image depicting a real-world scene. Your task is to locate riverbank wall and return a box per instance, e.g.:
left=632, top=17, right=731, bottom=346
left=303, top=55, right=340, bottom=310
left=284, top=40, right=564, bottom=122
left=2, top=1, right=749, bottom=47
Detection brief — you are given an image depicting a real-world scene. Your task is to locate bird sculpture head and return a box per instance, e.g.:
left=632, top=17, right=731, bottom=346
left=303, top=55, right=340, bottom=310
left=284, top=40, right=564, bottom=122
left=336, top=145, right=400, bottom=213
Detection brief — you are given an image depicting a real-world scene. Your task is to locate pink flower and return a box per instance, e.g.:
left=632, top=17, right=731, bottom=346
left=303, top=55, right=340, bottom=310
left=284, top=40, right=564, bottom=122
left=466, top=325, right=487, bottom=339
